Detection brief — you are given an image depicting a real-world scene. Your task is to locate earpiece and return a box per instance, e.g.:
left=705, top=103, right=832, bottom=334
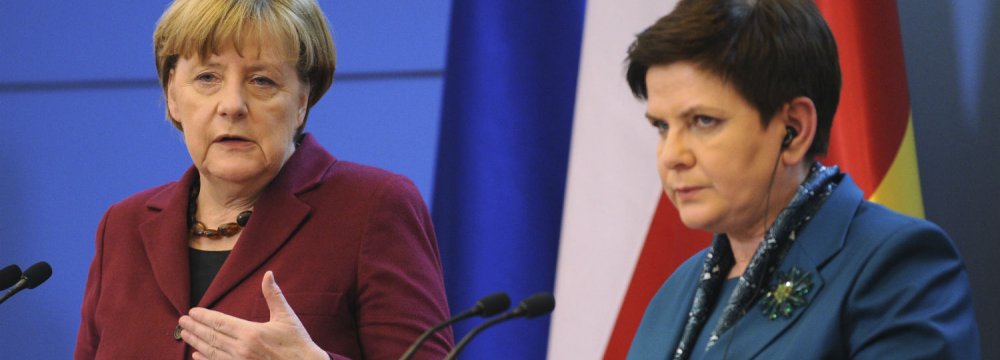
left=781, top=126, right=797, bottom=149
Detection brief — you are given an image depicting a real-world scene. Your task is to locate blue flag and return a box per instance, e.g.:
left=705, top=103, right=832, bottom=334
left=432, top=0, right=585, bottom=358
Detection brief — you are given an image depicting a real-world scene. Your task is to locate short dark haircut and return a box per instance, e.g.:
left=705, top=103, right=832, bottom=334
left=626, top=0, right=841, bottom=157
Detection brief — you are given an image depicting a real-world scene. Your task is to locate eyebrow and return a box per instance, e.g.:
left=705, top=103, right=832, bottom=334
left=196, top=61, right=284, bottom=75
left=646, top=105, right=726, bottom=122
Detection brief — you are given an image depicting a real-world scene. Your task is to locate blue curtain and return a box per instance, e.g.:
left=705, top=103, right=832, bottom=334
left=432, top=0, right=585, bottom=358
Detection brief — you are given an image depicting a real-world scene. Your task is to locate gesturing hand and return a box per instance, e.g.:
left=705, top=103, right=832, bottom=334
left=178, top=271, right=328, bottom=360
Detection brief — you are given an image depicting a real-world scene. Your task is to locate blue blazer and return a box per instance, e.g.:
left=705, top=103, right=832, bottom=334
left=628, top=175, right=980, bottom=359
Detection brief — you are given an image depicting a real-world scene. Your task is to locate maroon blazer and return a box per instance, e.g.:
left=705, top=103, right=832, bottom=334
left=75, top=134, right=453, bottom=359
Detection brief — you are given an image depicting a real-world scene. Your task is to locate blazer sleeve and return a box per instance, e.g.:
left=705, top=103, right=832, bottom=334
left=846, top=220, right=981, bottom=359
left=352, top=175, right=453, bottom=359
left=75, top=205, right=112, bottom=360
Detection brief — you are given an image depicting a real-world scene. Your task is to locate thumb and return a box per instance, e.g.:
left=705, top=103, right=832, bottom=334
left=261, top=271, right=298, bottom=323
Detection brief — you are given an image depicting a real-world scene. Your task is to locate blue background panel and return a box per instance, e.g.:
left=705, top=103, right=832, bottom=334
left=0, top=0, right=449, bottom=83
left=0, top=88, right=190, bottom=358
left=0, top=1, right=167, bottom=83
left=324, top=0, right=450, bottom=73
left=310, top=77, right=444, bottom=203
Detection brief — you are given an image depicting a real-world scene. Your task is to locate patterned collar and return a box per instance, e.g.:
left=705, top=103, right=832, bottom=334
left=671, top=163, right=842, bottom=360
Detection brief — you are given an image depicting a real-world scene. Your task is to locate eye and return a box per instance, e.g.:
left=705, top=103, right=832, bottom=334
left=651, top=120, right=669, bottom=135
left=250, top=76, right=276, bottom=87
left=194, top=73, right=219, bottom=83
left=692, top=115, right=719, bottom=128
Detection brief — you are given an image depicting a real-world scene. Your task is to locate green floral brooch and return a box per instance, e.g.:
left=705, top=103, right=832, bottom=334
left=761, top=266, right=813, bottom=320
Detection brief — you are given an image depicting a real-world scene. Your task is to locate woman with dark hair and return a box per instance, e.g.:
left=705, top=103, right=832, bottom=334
left=624, top=0, right=980, bottom=358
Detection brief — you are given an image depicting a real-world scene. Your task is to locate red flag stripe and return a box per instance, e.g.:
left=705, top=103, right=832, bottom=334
left=818, top=0, right=911, bottom=195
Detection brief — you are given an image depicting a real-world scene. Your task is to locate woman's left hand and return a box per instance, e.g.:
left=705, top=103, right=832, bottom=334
left=178, top=271, right=328, bottom=360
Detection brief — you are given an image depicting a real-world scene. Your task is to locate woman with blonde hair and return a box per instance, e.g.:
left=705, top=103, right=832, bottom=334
left=75, top=1, right=452, bottom=358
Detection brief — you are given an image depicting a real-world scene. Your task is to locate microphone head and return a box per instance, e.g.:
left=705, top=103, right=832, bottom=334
left=22, top=261, right=52, bottom=289
left=514, top=292, right=555, bottom=319
left=475, top=292, right=511, bottom=317
left=1, top=264, right=22, bottom=290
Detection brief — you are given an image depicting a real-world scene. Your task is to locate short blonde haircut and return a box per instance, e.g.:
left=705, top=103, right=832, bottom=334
left=153, top=0, right=336, bottom=133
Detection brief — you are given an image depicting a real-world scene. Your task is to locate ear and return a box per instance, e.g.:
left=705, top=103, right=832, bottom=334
left=296, top=83, right=309, bottom=128
left=779, top=96, right=817, bottom=166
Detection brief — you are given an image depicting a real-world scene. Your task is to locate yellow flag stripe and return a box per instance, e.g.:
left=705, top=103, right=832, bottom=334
left=869, top=116, right=925, bottom=219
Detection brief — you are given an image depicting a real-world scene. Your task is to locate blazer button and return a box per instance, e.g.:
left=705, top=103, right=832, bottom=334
left=174, top=325, right=183, bottom=341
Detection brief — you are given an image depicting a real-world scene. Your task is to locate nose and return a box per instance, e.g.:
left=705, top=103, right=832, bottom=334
left=658, top=130, right=694, bottom=171
left=217, top=81, right=248, bottom=120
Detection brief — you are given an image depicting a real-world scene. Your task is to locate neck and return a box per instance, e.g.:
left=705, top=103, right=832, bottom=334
left=726, top=162, right=811, bottom=277
left=195, top=174, right=263, bottom=227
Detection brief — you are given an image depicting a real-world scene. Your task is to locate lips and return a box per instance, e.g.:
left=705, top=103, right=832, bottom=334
left=212, top=134, right=256, bottom=150
left=214, top=134, right=252, bottom=143
left=672, top=185, right=705, bottom=201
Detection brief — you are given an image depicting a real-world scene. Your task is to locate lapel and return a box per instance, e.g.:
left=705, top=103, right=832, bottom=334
left=139, top=168, right=199, bottom=315
left=197, top=134, right=335, bottom=308
left=705, top=175, right=865, bottom=359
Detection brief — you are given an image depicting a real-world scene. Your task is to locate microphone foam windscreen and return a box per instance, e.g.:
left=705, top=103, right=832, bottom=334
left=519, top=292, right=555, bottom=318
left=477, top=292, right=511, bottom=317
left=0, top=264, right=22, bottom=290
left=23, top=262, right=52, bottom=289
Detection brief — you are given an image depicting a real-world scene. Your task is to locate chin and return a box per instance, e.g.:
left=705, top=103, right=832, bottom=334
left=203, top=163, right=269, bottom=183
left=677, top=210, right=721, bottom=233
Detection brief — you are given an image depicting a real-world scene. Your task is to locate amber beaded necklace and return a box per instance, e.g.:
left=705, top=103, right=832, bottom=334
left=187, top=180, right=252, bottom=239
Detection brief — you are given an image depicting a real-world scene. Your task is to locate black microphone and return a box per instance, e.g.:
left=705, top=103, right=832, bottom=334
left=0, top=261, right=53, bottom=305
left=0, top=264, right=22, bottom=291
left=399, top=292, right=510, bottom=360
left=444, top=292, right=555, bottom=360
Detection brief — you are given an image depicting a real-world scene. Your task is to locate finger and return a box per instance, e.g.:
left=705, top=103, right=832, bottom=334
left=187, top=307, right=252, bottom=339
left=179, top=327, right=232, bottom=360
left=191, top=350, right=226, bottom=360
left=261, top=270, right=297, bottom=322
left=179, top=313, right=239, bottom=355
